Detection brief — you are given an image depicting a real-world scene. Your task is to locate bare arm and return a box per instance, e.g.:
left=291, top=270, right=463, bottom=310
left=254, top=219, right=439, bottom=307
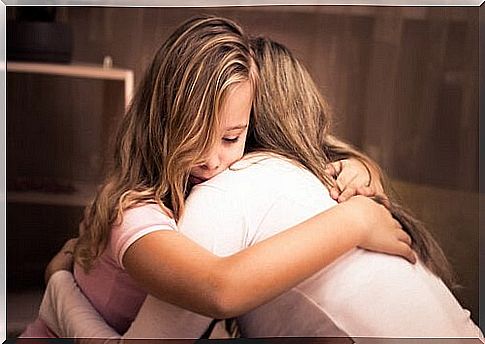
left=40, top=271, right=121, bottom=341
left=40, top=272, right=212, bottom=339
left=41, top=191, right=413, bottom=338
left=124, top=196, right=413, bottom=319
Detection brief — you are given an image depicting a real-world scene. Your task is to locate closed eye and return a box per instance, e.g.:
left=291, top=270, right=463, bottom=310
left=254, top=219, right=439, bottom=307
left=223, top=136, right=239, bottom=143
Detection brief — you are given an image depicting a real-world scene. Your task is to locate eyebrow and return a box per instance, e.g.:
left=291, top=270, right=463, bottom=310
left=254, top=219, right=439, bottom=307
left=225, top=124, right=248, bottom=131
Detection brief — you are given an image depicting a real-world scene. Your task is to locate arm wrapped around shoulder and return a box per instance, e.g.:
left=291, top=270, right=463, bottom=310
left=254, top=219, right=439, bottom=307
left=39, top=270, right=121, bottom=342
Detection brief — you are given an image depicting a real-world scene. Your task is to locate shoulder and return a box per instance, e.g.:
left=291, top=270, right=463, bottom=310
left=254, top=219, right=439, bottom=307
left=201, top=153, right=322, bottom=191
left=118, top=203, right=176, bottom=231
left=232, top=152, right=310, bottom=176
left=110, top=202, right=177, bottom=268
left=189, top=152, right=332, bottom=216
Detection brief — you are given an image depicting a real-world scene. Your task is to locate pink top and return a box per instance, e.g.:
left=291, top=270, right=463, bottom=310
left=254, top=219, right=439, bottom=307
left=22, top=203, right=176, bottom=337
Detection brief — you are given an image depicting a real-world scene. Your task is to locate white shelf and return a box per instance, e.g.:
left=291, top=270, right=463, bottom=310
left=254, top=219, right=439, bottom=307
left=7, top=61, right=134, bottom=107
left=7, top=181, right=98, bottom=207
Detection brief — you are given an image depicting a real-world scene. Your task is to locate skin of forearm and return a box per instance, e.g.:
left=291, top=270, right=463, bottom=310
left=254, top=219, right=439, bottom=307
left=211, top=201, right=363, bottom=318
left=124, top=201, right=363, bottom=319
left=40, top=271, right=122, bottom=342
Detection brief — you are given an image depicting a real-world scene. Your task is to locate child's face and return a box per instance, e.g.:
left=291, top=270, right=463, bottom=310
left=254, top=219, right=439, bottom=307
left=189, top=81, right=252, bottom=185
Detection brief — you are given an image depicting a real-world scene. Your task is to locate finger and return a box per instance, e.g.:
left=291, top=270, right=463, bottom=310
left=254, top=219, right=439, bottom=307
left=336, top=160, right=344, bottom=175
left=63, top=238, right=78, bottom=252
left=327, top=160, right=344, bottom=180
left=396, top=241, right=417, bottom=264
left=392, top=218, right=402, bottom=229
left=377, top=194, right=391, bottom=209
left=336, top=172, right=358, bottom=192
left=64, top=239, right=75, bottom=249
left=356, top=186, right=376, bottom=197
left=406, top=248, right=417, bottom=264
left=338, top=187, right=357, bottom=202
left=329, top=187, right=340, bottom=200
left=60, top=238, right=78, bottom=256
left=325, top=163, right=338, bottom=177
left=396, top=229, right=412, bottom=246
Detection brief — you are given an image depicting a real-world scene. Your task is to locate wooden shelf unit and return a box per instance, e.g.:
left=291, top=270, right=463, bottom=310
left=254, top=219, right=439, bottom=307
left=7, top=61, right=134, bottom=208
left=7, top=181, right=98, bottom=207
left=7, top=60, right=135, bottom=290
left=7, top=61, right=134, bottom=108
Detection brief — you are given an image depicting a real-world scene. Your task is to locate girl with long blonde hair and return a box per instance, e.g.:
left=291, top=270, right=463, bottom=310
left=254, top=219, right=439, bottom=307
left=23, top=16, right=415, bottom=338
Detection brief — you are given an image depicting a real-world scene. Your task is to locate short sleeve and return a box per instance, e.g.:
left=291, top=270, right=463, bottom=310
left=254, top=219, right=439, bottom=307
left=110, top=203, right=177, bottom=269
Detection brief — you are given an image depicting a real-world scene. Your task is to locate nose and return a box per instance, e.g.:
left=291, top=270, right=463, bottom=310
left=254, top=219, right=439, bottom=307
left=201, top=152, right=220, bottom=171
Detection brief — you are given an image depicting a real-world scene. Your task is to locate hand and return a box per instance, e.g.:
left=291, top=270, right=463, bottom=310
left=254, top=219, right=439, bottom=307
left=343, top=196, right=416, bottom=264
left=45, top=238, right=78, bottom=285
left=326, top=159, right=384, bottom=202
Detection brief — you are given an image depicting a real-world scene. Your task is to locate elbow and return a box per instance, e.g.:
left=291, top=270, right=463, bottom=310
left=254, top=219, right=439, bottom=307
left=205, top=272, right=246, bottom=319
left=208, top=289, right=244, bottom=319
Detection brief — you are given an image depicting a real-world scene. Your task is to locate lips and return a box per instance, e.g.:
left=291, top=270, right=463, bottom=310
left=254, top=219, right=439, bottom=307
left=189, top=175, right=207, bottom=185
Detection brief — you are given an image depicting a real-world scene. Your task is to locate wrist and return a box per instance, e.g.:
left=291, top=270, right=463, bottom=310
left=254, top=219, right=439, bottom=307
left=334, top=197, right=368, bottom=245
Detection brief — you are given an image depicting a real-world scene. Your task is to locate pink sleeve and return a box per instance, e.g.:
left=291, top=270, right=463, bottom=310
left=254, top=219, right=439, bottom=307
left=110, top=203, right=177, bottom=269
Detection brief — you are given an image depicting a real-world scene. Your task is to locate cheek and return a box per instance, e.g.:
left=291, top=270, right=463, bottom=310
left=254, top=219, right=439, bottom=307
left=233, top=140, right=247, bottom=161
left=223, top=142, right=246, bottom=167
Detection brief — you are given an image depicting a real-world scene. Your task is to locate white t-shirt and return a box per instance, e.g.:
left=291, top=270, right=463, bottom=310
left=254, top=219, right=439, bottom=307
left=40, top=154, right=483, bottom=339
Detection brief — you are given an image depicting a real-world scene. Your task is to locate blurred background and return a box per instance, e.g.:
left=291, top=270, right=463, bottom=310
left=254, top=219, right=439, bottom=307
left=6, top=5, right=480, bottom=337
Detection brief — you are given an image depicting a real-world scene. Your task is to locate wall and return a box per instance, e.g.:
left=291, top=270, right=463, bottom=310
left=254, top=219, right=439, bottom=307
left=58, top=6, right=478, bottom=191
left=6, top=5, right=480, bottom=327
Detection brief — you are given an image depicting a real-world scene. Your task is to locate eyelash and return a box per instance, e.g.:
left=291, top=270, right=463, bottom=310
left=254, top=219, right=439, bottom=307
left=223, top=137, right=239, bottom=143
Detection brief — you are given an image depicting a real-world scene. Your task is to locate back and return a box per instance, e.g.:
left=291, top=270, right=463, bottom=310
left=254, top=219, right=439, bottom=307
left=180, top=153, right=334, bottom=256
left=181, top=153, right=482, bottom=338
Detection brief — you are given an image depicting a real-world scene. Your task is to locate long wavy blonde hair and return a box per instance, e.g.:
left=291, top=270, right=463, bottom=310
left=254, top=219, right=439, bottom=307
left=247, top=37, right=455, bottom=288
left=75, top=16, right=258, bottom=272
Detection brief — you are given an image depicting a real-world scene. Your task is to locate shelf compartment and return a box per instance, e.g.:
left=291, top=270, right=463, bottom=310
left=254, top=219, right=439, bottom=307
left=7, top=181, right=98, bottom=207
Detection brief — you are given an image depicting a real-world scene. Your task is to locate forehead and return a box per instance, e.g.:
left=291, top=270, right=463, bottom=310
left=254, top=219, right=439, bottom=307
left=219, top=80, right=253, bottom=128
